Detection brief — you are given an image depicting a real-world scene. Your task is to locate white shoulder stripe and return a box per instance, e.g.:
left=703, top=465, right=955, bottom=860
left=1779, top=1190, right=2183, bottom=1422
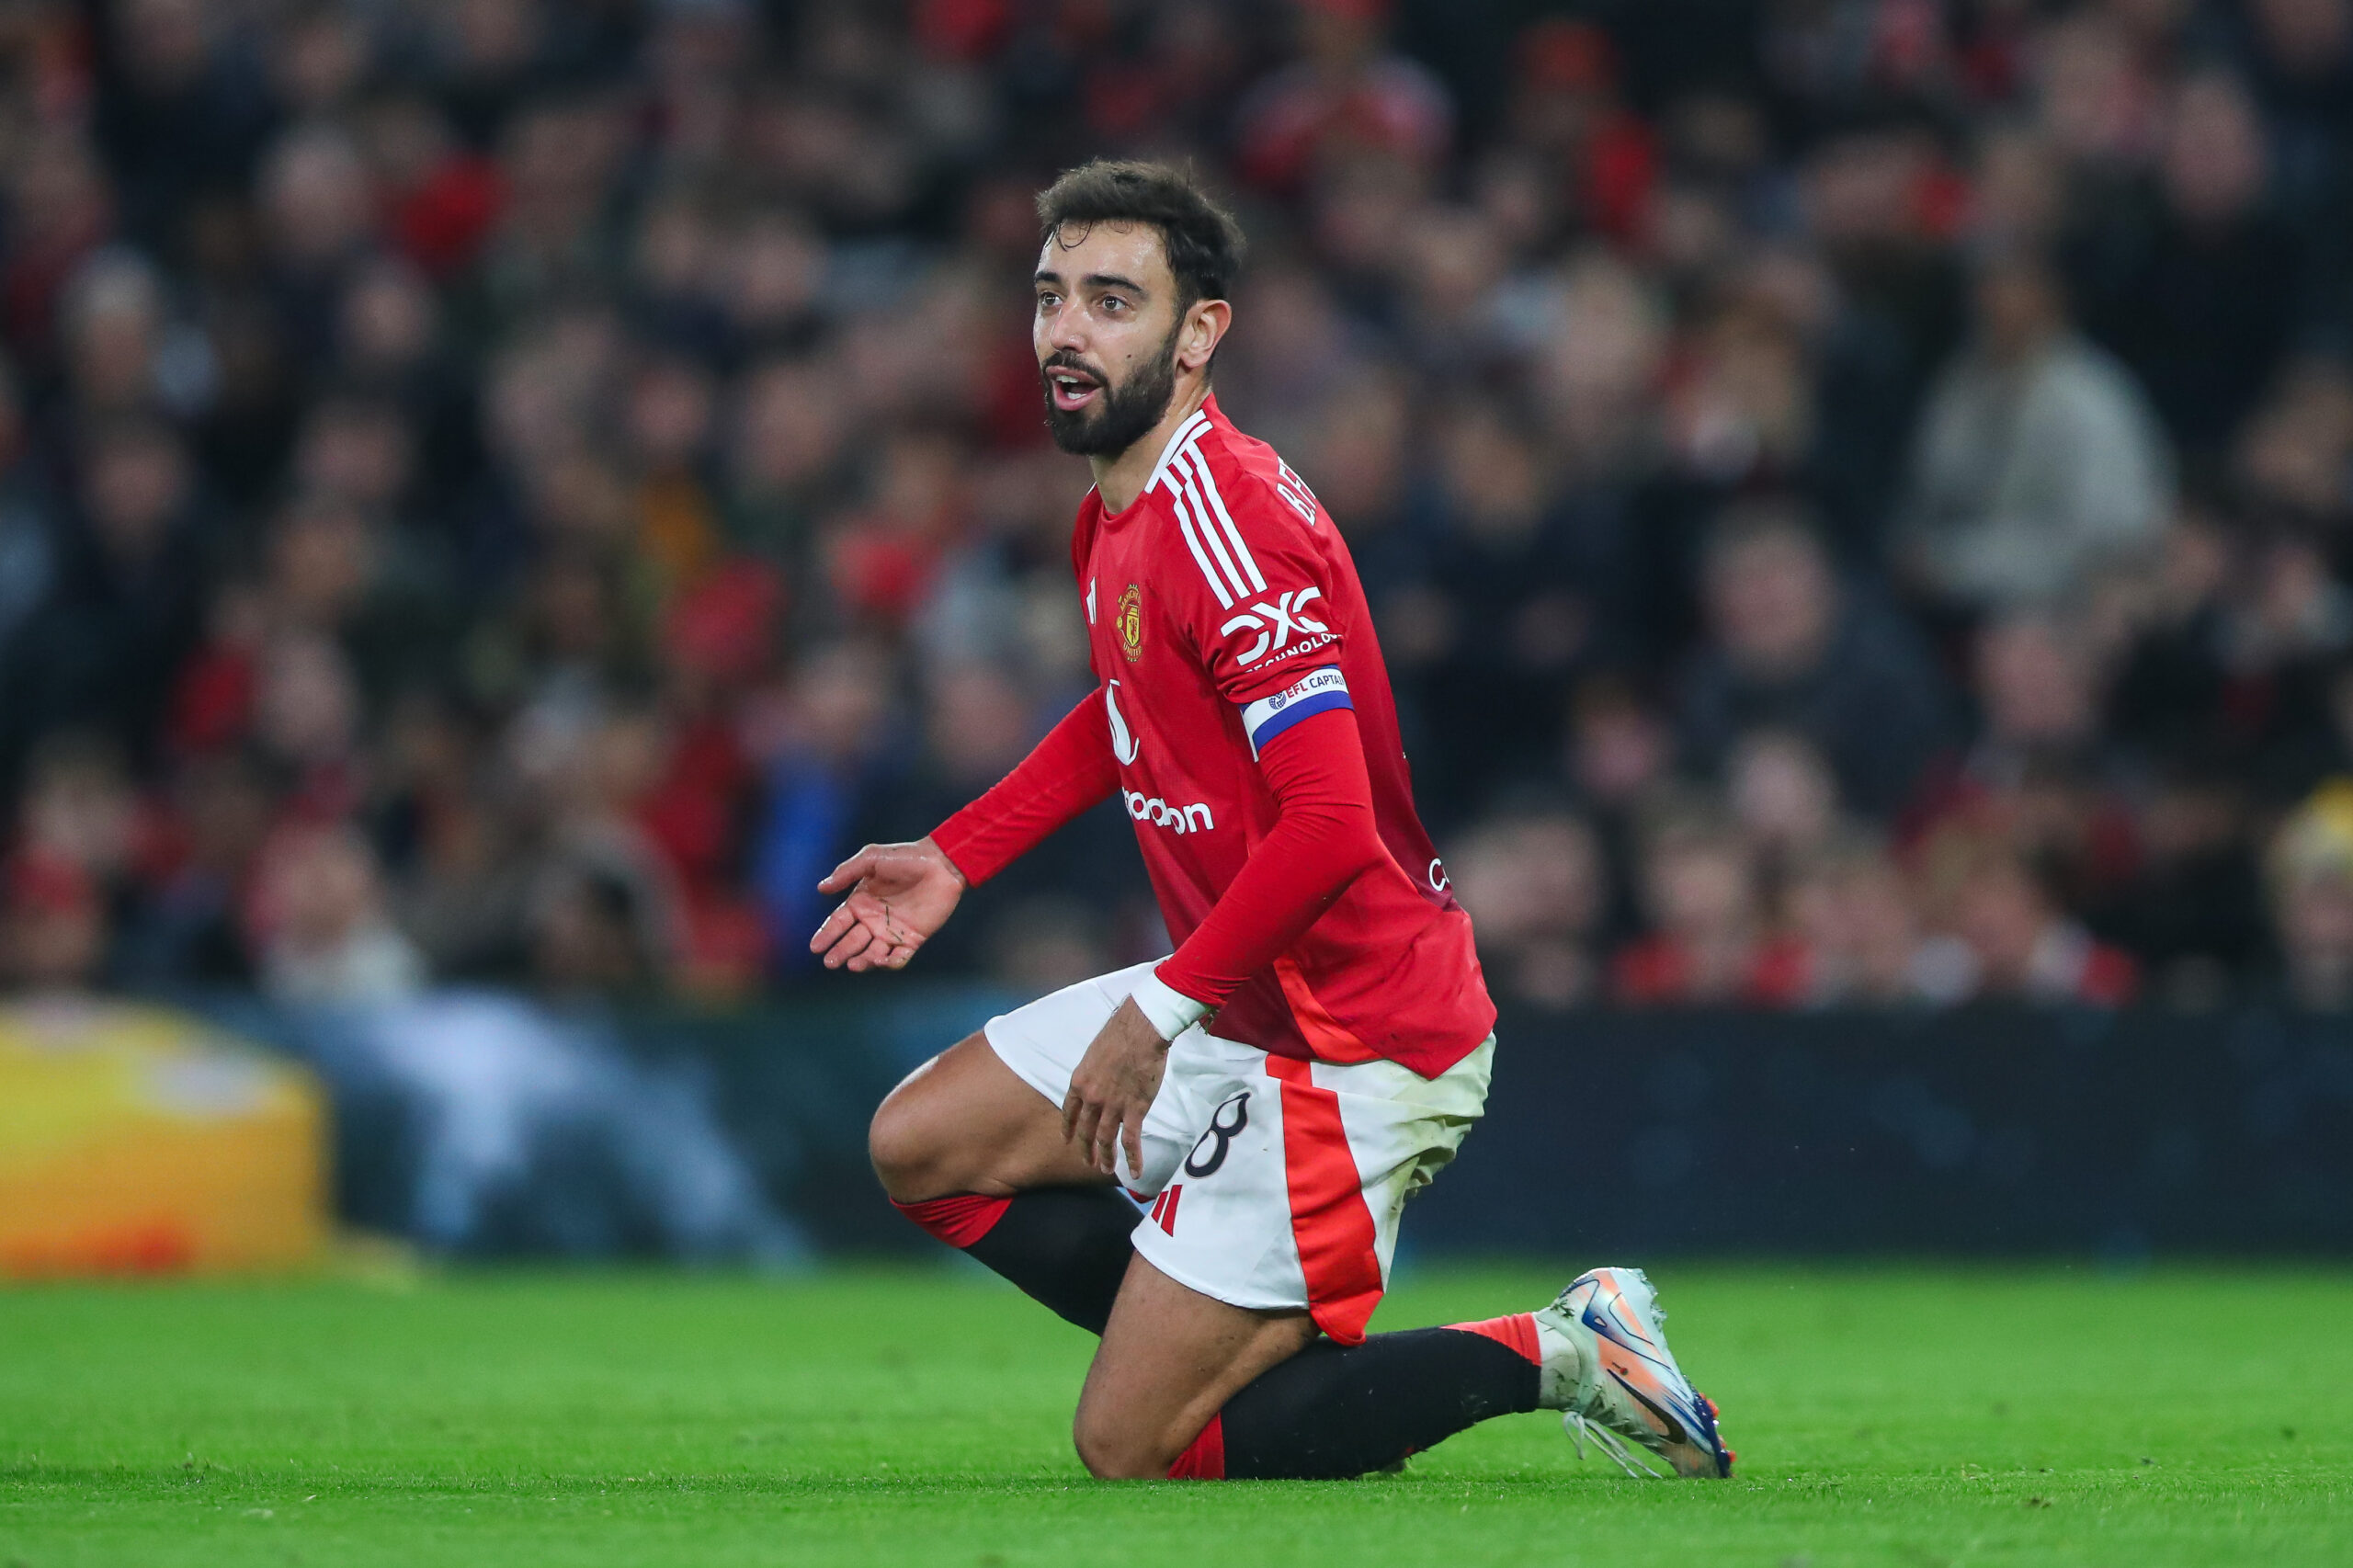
left=1176, top=469, right=1251, bottom=603
left=1146, top=409, right=1212, bottom=494
left=1172, top=492, right=1234, bottom=609
left=1176, top=443, right=1266, bottom=594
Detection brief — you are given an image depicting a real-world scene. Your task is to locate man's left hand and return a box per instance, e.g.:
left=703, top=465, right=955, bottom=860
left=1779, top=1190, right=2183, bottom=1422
left=1062, top=998, right=1171, bottom=1180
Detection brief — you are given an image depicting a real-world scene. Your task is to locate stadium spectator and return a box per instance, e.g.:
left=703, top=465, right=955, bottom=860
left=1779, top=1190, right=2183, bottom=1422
left=750, top=640, right=901, bottom=969
left=2267, top=778, right=2353, bottom=1008
left=1395, top=398, right=1606, bottom=818
left=254, top=822, right=426, bottom=1005
left=2086, top=756, right=2272, bottom=1005
left=113, top=747, right=274, bottom=990
left=2110, top=517, right=2353, bottom=800
left=1234, top=0, right=1452, bottom=196
left=1, top=417, right=209, bottom=784
left=2235, top=0, right=2353, bottom=227
left=2075, top=70, right=2307, bottom=462
left=1785, top=833, right=1929, bottom=1006
left=1563, top=677, right=1673, bottom=816
left=2234, top=358, right=2353, bottom=527
left=1911, top=830, right=2139, bottom=1005
left=0, top=363, right=55, bottom=658
left=1677, top=504, right=1954, bottom=820
left=1910, top=609, right=2135, bottom=873
left=0, top=0, right=2342, bottom=1013
left=1900, top=247, right=2174, bottom=612
left=0, top=845, right=108, bottom=994
left=1725, top=727, right=1843, bottom=868
left=1449, top=807, right=1609, bottom=1009
left=1613, top=801, right=1808, bottom=1007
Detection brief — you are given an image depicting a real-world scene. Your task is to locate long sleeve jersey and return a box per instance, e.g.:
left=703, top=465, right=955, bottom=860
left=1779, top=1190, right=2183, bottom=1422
left=933, top=395, right=1495, bottom=1078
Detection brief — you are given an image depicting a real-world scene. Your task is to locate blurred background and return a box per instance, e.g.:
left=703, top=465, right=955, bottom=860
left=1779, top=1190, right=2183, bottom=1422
left=3, top=0, right=2352, bottom=1275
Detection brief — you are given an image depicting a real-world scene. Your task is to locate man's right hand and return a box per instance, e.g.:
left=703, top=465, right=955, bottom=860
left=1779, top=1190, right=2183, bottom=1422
left=810, top=836, right=968, bottom=971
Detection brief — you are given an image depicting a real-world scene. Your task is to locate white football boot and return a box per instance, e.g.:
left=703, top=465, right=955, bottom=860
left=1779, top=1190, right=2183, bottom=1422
left=1531, top=1267, right=1733, bottom=1479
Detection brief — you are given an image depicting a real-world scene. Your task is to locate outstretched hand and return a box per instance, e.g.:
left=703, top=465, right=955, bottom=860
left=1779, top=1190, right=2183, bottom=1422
left=810, top=836, right=967, bottom=971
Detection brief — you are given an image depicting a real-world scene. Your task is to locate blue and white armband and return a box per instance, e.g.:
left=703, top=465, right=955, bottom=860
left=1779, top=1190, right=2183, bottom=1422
left=1238, top=666, right=1352, bottom=759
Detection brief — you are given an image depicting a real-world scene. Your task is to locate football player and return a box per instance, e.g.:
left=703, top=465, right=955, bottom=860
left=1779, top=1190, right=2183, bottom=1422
left=816, top=160, right=1730, bottom=1483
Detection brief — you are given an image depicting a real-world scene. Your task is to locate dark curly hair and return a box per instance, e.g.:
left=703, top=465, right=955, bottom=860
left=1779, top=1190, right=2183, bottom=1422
left=1035, top=160, right=1247, bottom=311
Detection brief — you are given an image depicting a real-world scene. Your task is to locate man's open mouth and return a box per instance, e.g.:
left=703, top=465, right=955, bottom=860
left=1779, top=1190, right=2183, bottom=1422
left=1048, top=367, right=1103, bottom=413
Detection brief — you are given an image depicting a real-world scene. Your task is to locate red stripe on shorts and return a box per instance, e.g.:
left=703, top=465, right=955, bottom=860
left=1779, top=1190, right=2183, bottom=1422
left=1267, top=1054, right=1383, bottom=1345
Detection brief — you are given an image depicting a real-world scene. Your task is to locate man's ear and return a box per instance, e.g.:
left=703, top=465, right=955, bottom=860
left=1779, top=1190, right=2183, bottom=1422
left=1179, top=299, right=1232, bottom=374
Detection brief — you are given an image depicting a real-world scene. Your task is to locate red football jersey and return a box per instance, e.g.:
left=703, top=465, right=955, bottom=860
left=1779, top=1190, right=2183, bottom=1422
left=1074, top=395, right=1495, bottom=1077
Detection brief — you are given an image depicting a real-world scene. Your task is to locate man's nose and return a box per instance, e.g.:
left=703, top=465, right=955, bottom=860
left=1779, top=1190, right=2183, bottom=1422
left=1045, top=306, right=1089, bottom=356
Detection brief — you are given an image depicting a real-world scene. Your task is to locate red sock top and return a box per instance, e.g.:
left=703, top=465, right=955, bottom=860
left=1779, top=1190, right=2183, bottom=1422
left=890, top=1193, right=1010, bottom=1249
left=1165, top=1414, right=1226, bottom=1480
left=1447, top=1312, right=1541, bottom=1365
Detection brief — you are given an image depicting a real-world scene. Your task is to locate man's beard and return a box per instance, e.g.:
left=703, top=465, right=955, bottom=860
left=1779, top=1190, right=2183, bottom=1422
left=1041, top=324, right=1181, bottom=458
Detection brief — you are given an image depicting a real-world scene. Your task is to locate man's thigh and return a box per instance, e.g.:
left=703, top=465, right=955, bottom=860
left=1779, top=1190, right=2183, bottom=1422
left=868, top=1034, right=1104, bottom=1199
left=870, top=958, right=1210, bottom=1199
left=875, top=960, right=1213, bottom=1201
left=1073, top=1252, right=1318, bottom=1478
left=982, top=959, right=1205, bottom=1188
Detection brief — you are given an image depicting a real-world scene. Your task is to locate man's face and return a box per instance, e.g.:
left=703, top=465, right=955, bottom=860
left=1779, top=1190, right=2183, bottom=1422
left=1034, top=221, right=1187, bottom=458
left=1710, top=530, right=1834, bottom=677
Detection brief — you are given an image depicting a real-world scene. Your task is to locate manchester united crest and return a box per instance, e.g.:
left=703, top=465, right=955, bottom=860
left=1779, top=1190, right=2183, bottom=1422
left=1116, top=583, right=1144, bottom=662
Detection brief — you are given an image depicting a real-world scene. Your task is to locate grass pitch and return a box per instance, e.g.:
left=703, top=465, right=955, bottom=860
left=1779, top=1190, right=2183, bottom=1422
left=1, top=1264, right=2347, bottom=1567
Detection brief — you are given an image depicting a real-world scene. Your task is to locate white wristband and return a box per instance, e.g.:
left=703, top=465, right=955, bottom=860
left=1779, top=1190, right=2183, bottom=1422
left=1130, top=969, right=1211, bottom=1041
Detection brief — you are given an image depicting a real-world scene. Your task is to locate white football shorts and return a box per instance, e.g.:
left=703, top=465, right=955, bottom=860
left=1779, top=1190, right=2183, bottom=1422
left=984, top=959, right=1493, bottom=1344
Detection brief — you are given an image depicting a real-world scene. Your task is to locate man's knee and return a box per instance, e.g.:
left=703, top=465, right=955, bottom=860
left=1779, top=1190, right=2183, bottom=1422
left=872, top=1030, right=1082, bottom=1202
left=1072, top=1403, right=1176, bottom=1480
left=868, top=1063, right=952, bottom=1200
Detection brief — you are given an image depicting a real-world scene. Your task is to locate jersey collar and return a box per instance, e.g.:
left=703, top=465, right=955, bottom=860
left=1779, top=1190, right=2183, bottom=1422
left=1144, top=395, right=1219, bottom=495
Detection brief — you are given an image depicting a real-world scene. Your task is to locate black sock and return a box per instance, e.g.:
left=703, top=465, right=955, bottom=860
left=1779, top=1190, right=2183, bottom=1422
left=892, top=1187, right=1137, bottom=1335
left=1204, top=1327, right=1541, bottom=1480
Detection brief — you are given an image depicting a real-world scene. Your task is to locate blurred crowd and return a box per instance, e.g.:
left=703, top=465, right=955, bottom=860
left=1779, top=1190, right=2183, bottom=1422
left=8, top=0, right=2353, bottom=1012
